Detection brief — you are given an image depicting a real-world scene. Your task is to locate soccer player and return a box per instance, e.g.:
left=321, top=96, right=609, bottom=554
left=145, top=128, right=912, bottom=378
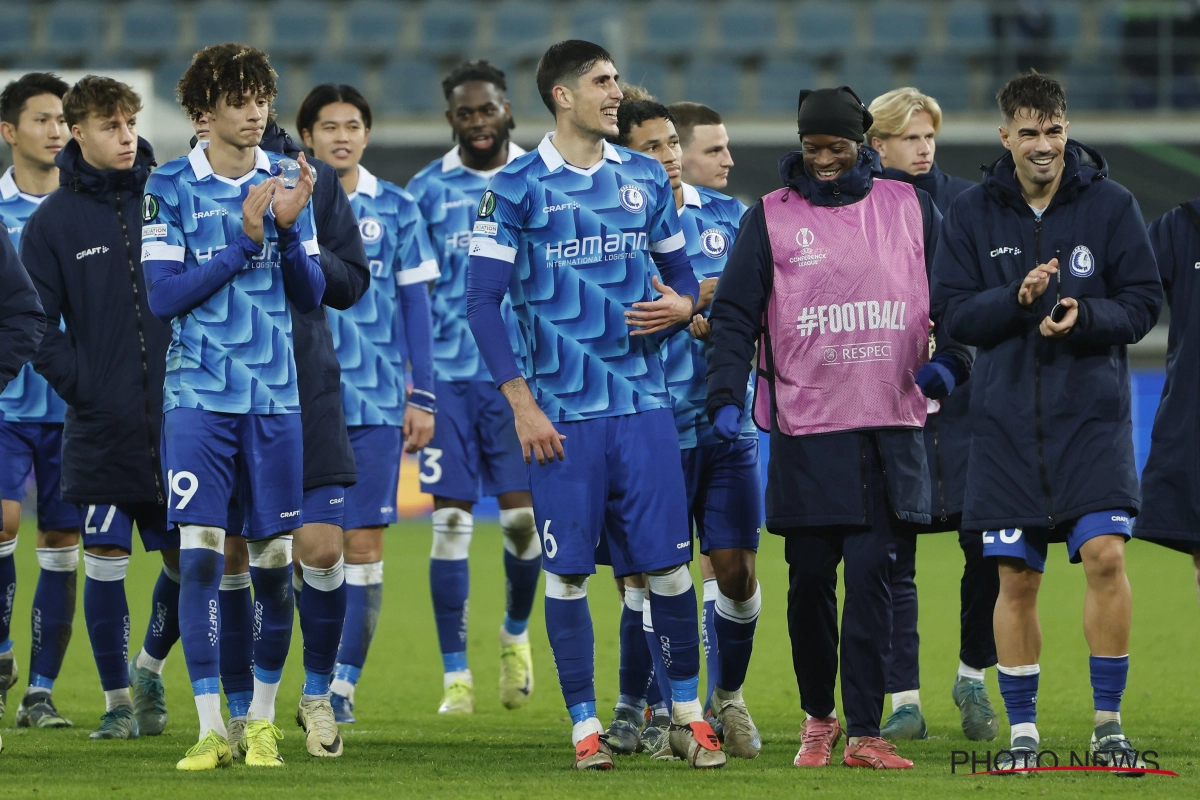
left=406, top=61, right=540, bottom=716
left=0, top=73, right=77, bottom=728
left=22, top=76, right=182, bottom=740
left=707, top=86, right=955, bottom=770
left=669, top=102, right=735, bottom=192
left=931, top=72, right=1162, bottom=772
left=865, top=87, right=997, bottom=742
left=602, top=98, right=762, bottom=760
left=297, top=83, right=439, bottom=721
left=143, top=44, right=326, bottom=770
left=467, top=40, right=723, bottom=770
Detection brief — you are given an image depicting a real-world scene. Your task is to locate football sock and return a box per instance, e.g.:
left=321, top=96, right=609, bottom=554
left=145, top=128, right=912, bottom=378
left=193, top=686, right=227, bottom=739
left=618, top=586, right=653, bottom=701
left=958, top=661, right=986, bottom=682
left=249, top=666, right=282, bottom=723
left=569, top=700, right=604, bottom=745
left=83, top=552, right=131, bottom=691
left=335, top=560, right=383, bottom=695
left=892, top=689, right=922, bottom=711
left=430, top=508, right=471, bottom=675
left=0, top=537, right=17, bottom=650
left=218, top=571, right=253, bottom=718
left=105, top=687, right=132, bottom=711
left=140, top=564, right=181, bottom=666
left=30, top=546, right=78, bottom=690
left=544, top=573, right=594, bottom=710
left=248, top=563, right=293, bottom=679
left=642, top=596, right=672, bottom=714
left=500, top=507, right=541, bottom=636
left=299, top=558, right=346, bottom=699
left=1090, top=654, right=1128, bottom=727
left=647, top=567, right=702, bottom=712
left=997, top=663, right=1040, bottom=737
left=701, top=578, right=719, bottom=707
left=178, top=527, right=225, bottom=691
left=714, top=582, right=760, bottom=695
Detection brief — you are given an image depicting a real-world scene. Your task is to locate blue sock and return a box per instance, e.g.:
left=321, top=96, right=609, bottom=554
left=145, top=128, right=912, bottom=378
left=218, top=573, right=253, bottom=716
left=83, top=553, right=131, bottom=691
left=544, top=580, right=595, bottom=709
left=0, top=538, right=16, bottom=647
left=1090, top=655, right=1129, bottom=713
left=646, top=667, right=664, bottom=710
left=430, top=557, right=470, bottom=673
left=997, top=665, right=1040, bottom=725
left=142, top=565, right=180, bottom=661
left=618, top=588, right=652, bottom=701
left=503, top=549, right=541, bottom=636
left=642, top=597, right=672, bottom=714
left=178, top=547, right=224, bottom=686
left=335, top=562, right=383, bottom=682
left=249, top=564, right=293, bottom=675
left=713, top=584, right=760, bottom=694
left=568, top=699, right=597, bottom=723
left=442, top=651, right=468, bottom=673
left=30, top=548, right=78, bottom=688
left=299, top=560, right=346, bottom=697
left=701, top=579, right=719, bottom=708
left=648, top=577, right=702, bottom=701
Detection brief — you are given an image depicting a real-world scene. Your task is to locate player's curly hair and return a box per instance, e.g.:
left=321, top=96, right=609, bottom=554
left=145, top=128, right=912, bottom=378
left=442, top=60, right=507, bottom=100
left=997, top=70, right=1066, bottom=123
left=177, top=43, right=277, bottom=120
left=609, top=99, right=674, bottom=148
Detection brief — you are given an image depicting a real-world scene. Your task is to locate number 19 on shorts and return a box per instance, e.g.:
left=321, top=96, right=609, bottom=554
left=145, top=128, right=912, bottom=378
left=167, top=470, right=199, bottom=510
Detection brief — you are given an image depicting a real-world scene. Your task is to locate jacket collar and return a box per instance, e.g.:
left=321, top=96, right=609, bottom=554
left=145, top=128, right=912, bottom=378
left=537, top=132, right=621, bottom=173
left=441, top=142, right=526, bottom=176
left=880, top=162, right=942, bottom=197
left=187, top=140, right=271, bottom=182
left=56, top=136, right=155, bottom=197
left=981, top=140, right=1108, bottom=213
left=777, top=145, right=882, bottom=207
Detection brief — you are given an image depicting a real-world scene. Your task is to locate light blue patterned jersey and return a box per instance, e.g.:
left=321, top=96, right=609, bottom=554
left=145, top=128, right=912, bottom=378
left=469, top=134, right=686, bottom=422
left=142, top=144, right=318, bottom=415
left=666, top=184, right=756, bottom=448
left=329, top=166, right=439, bottom=426
left=407, top=145, right=525, bottom=383
left=0, top=167, right=65, bottom=423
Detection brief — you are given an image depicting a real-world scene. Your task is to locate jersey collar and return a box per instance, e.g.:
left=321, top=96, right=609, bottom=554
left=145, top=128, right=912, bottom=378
left=441, top=142, right=527, bottom=176
left=536, top=132, right=621, bottom=173
left=679, top=182, right=702, bottom=214
left=187, top=140, right=272, bottom=182
left=353, top=164, right=379, bottom=198
left=0, top=166, right=47, bottom=205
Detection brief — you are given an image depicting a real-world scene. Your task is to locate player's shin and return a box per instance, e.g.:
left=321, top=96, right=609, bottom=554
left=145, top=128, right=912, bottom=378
left=137, top=563, right=180, bottom=672
left=647, top=566, right=703, bottom=723
left=642, top=596, right=673, bottom=715
left=29, top=546, right=77, bottom=694
left=178, top=526, right=227, bottom=739
left=996, top=663, right=1040, bottom=746
left=714, top=581, right=760, bottom=694
left=247, top=536, right=295, bottom=723
left=83, top=552, right=132, bottom=707
left=500, top=507, right=541, bottom=636
left=618, top=586, right=652, bottom=709
left=218, top=572, right=253, bottom=721
left=430, top=508, right=472, bottom=685
left=299, top=557, right=346, bottom=698
left=0, top=536, right=16, bottom=656
left=333, top=561, right=383, bottom=704
left=544, top=573, right=600, bottom=741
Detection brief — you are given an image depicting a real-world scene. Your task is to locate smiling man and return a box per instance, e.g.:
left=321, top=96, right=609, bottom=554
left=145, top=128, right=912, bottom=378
left=466, top=40, right=719, bottom=770
left=706, top=86, right=958, bottom=770
left=931, top=72, right=1162, bottom=773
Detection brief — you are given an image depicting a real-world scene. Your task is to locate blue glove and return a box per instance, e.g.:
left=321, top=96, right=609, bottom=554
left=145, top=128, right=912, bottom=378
left=713, top=405, right=742, bottom=442
left=915, top=360, right=955, bottom=400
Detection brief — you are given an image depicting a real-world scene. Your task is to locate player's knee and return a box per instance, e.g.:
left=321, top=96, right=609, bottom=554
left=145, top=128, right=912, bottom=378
left=647, top=564, right=692, bottom=597
left=247, top=534, right=293, bottom=569
left=998, top=562, right=1041, bottom=602
left=83, top=550, right=129, bottom=581
left=160, top=547, right=180, bottom=572
left=300, top=556, right=345, bottom=591
left=36, top=544, right=78, bottom=573
left=343, top=527, right=384, bottom=563
left=545, top=572, right=588, bottom=599
left=180, top=525, right=226, bottom=553
left=39, top=529, right=79, bottom=549
left=1, top=500, right=20, bottom=539
left=431, top=508, right=473, bottom=560
left=1082, top=537, right=1126, bottom=582
left=224, top=537, right=250, bottom=573
left=500, top=507, right=540, bottom=560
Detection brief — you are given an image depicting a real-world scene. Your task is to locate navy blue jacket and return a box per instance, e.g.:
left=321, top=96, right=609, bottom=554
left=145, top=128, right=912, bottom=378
left=882, top=162, right=977, bottom=525
left=707, top=146, right=960, bottom=531
left=931, top=141, right=1162, bottom=530
left=22, top=138, right=170, bottom=505
left=1135, top=200, right=1200, bottom=550
left=260, top=122, right=370, bottom=490
left=0, top=233, right=45, bottom=394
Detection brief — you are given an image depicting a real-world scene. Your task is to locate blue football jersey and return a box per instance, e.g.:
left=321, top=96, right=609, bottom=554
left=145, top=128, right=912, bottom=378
left=407, top=145, right=526, bottom=383
left=469, top=134, right=686, bottom=422
left=665, top=183, right=756, bottom=449
left=142, top=144, right=319, bottom=415
left=328, top=166, right=439, bottom=426
left=0, top=167, right=65, bottom=423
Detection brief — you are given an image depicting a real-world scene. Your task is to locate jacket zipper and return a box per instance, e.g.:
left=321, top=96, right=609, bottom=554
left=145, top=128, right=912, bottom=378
left=1031, top=217, right=1055, bottom=528
left=931, top=415, right=947, bottom=521
left=117, top=193, right=165, bottom=505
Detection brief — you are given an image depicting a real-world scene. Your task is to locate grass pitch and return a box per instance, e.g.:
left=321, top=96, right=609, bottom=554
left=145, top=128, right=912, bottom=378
left=1, top=519, right=1197, bottom=798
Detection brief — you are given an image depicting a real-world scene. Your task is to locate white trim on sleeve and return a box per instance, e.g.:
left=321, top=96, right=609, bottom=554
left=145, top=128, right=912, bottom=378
left=302, top=238, right=320, bottom=256
left=469, top=237, right=517, bottom=263
left=141, top=242, right=185, bottom=262
left=650, top=230, right=686, bottom=254
left=397, top=259, right=441, bottom=286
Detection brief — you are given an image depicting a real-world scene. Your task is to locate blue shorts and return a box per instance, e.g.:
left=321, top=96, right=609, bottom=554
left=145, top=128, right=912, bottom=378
left=982, top=510, right=1133, bottom=572
left=682, top=438, right=762, bottom=554
left=418, top=380, right=528, bottom=502
left=344, top=425, right=400, bottom=530
left=532, top=407, right=691, bottom=578
left=0, top=421, right=77, bottom=531
left=226, top=485, right=345, bottom=536
left=79, top=502, right=178, bottom=552
left=163, top=408, right=303, bottom=540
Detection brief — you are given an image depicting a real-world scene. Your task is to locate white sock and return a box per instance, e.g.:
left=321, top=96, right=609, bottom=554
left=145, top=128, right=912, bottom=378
left=571, top=715, right=604, bottom=745
left=1011, top=721, right=1039, bottom=744
left=248, top=675, right=281, bottom=723
left=105, top=688, right=132, bottom=711
left=195, top=692, right=227, bottom=739
left=499, top=627, right=528, bottom=646
left=892, top=689, right=921, bottom=711
left=806, top=710, right=837, bottom=721
left=330, top=678, right=355, bottom=702
left=671, top=698, right=703, bottom=725
left=135, top=648, right=166, bottom=675
left=1095, top=710, right=1120, bottom=726
left=712, top=686, right=743, bottom=705
left=443, top=669, right=472, bottom=690
left=958, top=661, right=986, bottom=682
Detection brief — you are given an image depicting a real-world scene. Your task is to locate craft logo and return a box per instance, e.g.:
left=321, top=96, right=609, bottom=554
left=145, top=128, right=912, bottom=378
left=949, top=748, right=1174, bottom=777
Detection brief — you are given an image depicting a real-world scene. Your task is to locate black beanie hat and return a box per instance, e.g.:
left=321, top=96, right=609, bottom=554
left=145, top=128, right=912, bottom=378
left=796, top=86, right=874, bottom=143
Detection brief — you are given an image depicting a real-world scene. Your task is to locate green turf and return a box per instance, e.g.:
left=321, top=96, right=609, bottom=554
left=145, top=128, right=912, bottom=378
left=0, top=520, right=1196, bottom=797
